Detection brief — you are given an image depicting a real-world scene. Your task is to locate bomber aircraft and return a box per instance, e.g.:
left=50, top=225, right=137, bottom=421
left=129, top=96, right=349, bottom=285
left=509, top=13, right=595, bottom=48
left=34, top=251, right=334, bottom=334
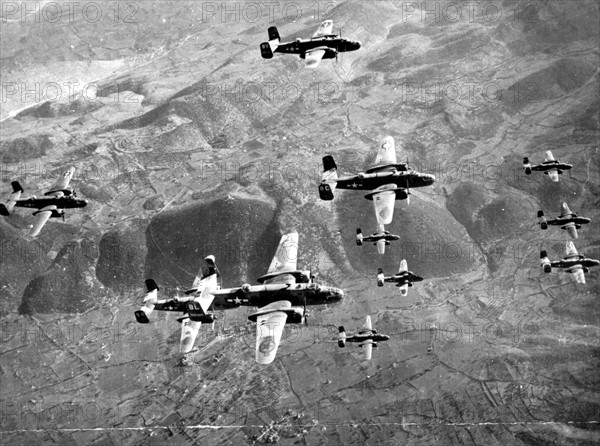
left=523, top=151, right=572, bottom=182
left=134, top=256, right=219, bottom=357
left=319, top=136, right=435, bottom=253
left=183, top=232, right=344, bottom=364
left=377, top=259, right=424, bottom=296
left=540, top=241, right=599, bottom=284
left=0, top=167, right=88, bottom=237
left=337, top=316, right=390, bottom=360
left=538, top=202, right=590, bottom=239
left=260, top=20, right=361, bottom=68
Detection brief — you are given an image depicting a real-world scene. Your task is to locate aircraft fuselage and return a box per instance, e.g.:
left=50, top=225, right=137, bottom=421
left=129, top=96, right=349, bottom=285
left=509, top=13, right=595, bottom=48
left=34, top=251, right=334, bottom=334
left=385, top=272, right=423, bottom=284
left=532, top=161, right=572, bottom=172
left=553, top=257, right=600, bottom=269
left=346, top=333, right=390, bottom=343
left=211, top=283, right=344, bottom=309
left=548, top=216, right=591, bottom=227
left=333, top=170, right=435, bottom=191
left=276, top=36, right=361, bottom=55
left=15, top=196, right=88, bottom=210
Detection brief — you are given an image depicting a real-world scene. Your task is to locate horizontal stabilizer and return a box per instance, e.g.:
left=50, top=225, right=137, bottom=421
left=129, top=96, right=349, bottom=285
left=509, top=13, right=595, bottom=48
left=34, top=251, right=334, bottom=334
left=338, top=326, right=346, bottom=347
left=320, top=156, right=338, bottom=200
left=146, top=279, right=159, bottom=293
left=11, top=181, right=24, bottom=193
left=134, top=310, right=150, bottom=324
left=268, top=26, right=280, bottom=42
left=537, top=210, right=548, bottom=229
left=356, top=228, right=363, bottom=245
left=136, top=279, right=159, bottom=322
left=377, top=268, right=384, bottom=286
left=523, top=157, right=532, bottom=174
left=540, top=251, right=551, bottom=273
left=1, top=181, right=24, bottom=215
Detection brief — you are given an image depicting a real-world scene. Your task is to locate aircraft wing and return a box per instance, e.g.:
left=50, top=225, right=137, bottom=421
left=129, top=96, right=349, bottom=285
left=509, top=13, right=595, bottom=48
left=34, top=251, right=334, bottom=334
left=372, top=190, right=396, bottom=225
left=375, top=136, right=397, bottom=165
left=547, top=170, right=559, bottom=182
left=568, top=265, right=586, bottom=284
left=399, top=259, right=408, bottom=273
left=364, top=315, right=372, bottom=331
left=255, top=302, right=290, bottom=364
left=562, top=222, right=578, bottom=239
left=266, top=232, right=298, bottom=276
left=47, top=167, right=75, bottom=196
left=560, top=202, right=572, bottom=217
left=565, top=241, right=578, bottom=257
left=360, top=339, right=373, bottom=360
left=544, top=151, right=555, bottom=162
left=29, top=206, right=56, bottom=236
left=305, top=48, right=325, bottom=68
left=313, top=20, right=333, bottom=37
left=180, top=317, right=201, bottom=354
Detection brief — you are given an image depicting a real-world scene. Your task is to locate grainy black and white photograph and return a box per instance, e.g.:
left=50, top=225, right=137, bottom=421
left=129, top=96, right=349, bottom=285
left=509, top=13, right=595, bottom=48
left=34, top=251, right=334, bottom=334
left=0, top=1, right=599, bottom=444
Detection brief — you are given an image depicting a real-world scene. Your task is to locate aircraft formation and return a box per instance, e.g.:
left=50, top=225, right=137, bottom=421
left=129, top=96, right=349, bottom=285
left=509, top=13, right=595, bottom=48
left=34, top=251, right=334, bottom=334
left=522, top=151, right=598, bottom=283
left=0, top=167, right=88, bottom=237
left=1, top=21, right=596, bottom=367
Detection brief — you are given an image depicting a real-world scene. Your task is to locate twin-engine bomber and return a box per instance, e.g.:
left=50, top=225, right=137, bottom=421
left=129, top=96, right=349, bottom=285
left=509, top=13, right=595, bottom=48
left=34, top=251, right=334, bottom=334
left=523, top=150, right=572, bottom=182
left=338, top=316, right=390, bottom=360
left=136, top=232, right=344, bottom=364
left=540, top=242, right=599, bottom=284
left=0, top=167, right=88, bottom=237
left=377, top=259, right=424, bottom=296
left=260, top=20, right=361, bottom=68
left=538, top=202, right=591, bottom=239
left=319, top=136, right=435, bottom=254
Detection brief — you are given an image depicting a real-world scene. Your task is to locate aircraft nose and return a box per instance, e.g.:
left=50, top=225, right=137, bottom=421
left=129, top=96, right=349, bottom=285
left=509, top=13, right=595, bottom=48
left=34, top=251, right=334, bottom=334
left=82, top=199, right=89, bottom=207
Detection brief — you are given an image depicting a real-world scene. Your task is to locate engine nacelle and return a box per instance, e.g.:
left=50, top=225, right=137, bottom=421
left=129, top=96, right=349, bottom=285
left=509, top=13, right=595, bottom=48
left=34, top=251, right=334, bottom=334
left=356, top=228, right=363, bottom=245
left=372, top=342, right=378, bottom=348
left=338, top=339, right=346, bottom=347
left=357, top=172, right=365, bottom=179
left=538, top=210, right=547, bottom=229
left=286, top=307, right=305, bottom=324
left=241, top=283, right=251, bottom=293
left=540, top=251, right=551, bottom=273
left=307, top=283, right=321, bottom=292
left=523, top=157, right=532, bottom=174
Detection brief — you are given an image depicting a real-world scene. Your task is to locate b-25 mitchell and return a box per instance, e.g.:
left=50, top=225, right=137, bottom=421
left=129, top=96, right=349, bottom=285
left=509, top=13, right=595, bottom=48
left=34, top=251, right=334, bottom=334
left=319, top=136, right=435, bottom=254
left=260, top=20, right=361, bottom=68
left=538, top=202, right=590, bottom=239
left=540, top=242, right=599, bottom=284
left=0, top=167, right=88, bottom=237
left=523, top=151, right=572, bottom=182
left=337, top=316, right=390, bottom=360
left=184, top=232, right=344, bottom=364
left=377, top=259, right=424, bottom=296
